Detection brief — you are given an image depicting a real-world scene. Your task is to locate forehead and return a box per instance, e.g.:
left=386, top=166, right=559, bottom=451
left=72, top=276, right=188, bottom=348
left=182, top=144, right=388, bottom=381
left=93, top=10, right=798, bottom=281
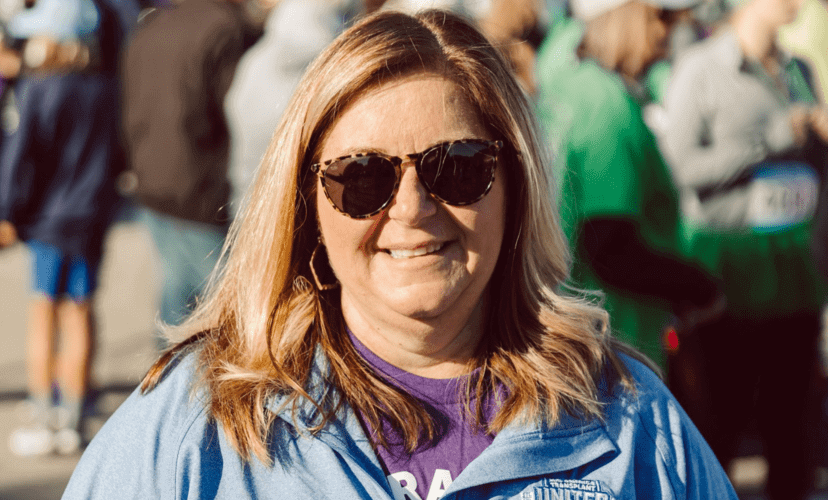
left=319, top=73, right=490, bottom=158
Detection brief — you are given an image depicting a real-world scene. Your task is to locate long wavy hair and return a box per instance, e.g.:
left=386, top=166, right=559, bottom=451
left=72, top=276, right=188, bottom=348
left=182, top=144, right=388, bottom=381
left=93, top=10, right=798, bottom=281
left=141, top=9, right=644, bottom=464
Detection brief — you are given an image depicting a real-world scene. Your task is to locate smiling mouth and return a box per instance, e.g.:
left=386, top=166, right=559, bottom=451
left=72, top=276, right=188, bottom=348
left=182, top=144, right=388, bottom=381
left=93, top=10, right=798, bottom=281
left=386, top=242, right=445, bottom=259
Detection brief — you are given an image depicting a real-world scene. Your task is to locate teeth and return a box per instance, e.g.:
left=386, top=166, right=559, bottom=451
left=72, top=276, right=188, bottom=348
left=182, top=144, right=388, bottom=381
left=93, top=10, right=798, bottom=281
left=388, top=242, right=444, bottom=259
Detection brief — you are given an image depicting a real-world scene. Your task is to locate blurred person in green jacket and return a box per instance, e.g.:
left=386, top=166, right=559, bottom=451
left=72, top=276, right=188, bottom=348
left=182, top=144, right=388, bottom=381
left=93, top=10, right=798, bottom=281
left=535, top=0, right=722, bottom=371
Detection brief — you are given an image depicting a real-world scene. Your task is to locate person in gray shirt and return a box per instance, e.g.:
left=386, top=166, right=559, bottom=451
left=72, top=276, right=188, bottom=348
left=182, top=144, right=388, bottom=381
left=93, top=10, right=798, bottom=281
left=660, top=1, right=828, bottom=228
left=659, top=0, right=828, bottom=496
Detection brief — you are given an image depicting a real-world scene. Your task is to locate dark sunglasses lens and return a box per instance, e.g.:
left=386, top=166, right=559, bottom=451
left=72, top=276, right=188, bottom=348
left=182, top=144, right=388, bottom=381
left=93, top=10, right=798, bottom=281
left=323, top=156, right=397, bottom=217
left=419, top=142, right=496, bottom=205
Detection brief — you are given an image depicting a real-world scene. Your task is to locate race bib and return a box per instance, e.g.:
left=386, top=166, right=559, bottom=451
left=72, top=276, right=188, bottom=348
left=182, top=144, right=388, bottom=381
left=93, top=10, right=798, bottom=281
left=745, top=161, right=819, bottom=232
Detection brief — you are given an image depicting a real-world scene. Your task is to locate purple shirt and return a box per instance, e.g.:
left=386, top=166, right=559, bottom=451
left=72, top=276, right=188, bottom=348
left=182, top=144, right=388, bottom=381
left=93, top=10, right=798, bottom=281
left=349, top=331, right=501, bottom=500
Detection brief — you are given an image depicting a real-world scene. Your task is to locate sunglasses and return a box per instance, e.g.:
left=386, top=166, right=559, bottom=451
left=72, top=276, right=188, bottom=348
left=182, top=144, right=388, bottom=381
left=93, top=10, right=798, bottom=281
left=311, top=139, right=504, bottom=219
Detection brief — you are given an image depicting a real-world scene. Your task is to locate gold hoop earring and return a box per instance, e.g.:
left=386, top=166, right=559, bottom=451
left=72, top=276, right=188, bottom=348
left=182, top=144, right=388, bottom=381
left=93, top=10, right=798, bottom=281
left=310, top=237, right=338, bottom=291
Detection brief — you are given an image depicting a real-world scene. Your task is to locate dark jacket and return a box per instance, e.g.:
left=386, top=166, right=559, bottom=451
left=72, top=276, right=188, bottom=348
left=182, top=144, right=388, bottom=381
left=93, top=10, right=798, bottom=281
left=0, top=74, right=123, bottom=261
left=0, top=0, right=134, bottom=260
left=122, top=0, right=261, bottom=225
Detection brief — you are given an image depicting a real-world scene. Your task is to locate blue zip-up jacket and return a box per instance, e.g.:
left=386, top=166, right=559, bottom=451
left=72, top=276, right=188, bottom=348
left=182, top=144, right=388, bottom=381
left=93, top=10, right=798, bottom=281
left=63, top=350, right=737, bottom=499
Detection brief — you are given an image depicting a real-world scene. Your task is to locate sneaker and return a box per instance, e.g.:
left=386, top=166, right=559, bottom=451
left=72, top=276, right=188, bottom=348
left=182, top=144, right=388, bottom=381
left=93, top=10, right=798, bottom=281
left=8, top=426, right=54, bottom=457
left=53, top=427, right=81, bottom=455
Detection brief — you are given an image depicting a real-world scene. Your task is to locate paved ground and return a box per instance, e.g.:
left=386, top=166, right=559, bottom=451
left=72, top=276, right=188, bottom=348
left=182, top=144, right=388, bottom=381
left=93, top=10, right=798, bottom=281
left=0, top=216, right=821, bottom=499
left=0, top=220, right=158, bottom=500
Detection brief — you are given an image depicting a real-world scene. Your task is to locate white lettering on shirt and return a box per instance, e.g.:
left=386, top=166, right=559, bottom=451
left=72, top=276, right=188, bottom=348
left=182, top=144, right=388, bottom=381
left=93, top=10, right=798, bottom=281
left=388, top=472, right=423, bottom=500
left=425, top=469, right=453, bottom=500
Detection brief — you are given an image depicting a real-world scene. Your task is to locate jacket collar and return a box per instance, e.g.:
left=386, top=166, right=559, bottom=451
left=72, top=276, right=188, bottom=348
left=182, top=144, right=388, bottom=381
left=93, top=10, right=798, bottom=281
left=266, top=346, right=341, bottom=427
left=266, top=348, right=620, bottom=493
left=266, top=349, right=390, bottom=491
left=444, top=417, right=618, bottom=496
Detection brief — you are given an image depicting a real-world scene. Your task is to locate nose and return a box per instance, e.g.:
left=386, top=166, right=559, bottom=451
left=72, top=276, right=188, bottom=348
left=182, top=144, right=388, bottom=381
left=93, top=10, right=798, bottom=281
left=386, top=160, right=437, bottom=225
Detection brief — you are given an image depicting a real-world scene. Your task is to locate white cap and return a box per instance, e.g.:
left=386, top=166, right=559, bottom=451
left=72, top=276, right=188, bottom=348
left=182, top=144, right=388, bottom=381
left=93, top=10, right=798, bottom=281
left=570, top=0, right=701, bottom=20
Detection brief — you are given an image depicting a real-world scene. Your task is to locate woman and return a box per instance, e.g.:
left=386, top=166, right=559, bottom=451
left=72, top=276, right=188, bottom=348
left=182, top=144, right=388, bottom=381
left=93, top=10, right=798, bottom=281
left=535, top=0, right=722, bottom=370
left=660, top=0, right=828, bottom=495
left=63, top=10, right=736, bottom=499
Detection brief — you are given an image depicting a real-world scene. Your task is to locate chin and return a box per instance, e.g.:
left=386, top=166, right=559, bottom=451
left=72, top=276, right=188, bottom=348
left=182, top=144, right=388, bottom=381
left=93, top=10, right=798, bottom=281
left=384, top=283, right=468, bottom=320
left=392, top=295, right=457, bottom=320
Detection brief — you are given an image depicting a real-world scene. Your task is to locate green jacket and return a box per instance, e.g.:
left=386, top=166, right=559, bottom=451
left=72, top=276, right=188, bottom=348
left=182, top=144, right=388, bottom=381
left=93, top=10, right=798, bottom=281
left=536, top=18, right=687, bottom=368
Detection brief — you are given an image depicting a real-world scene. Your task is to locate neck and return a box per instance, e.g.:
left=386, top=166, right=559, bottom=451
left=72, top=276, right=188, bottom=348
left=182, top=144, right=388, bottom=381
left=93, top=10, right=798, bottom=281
left=731, top=6, right=779, bottom=62
left=341, top=293, right=485, bottom=379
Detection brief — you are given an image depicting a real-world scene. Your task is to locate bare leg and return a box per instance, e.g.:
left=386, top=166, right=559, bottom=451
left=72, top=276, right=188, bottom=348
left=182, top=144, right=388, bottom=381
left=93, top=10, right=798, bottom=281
left=26, top=296, right=56, bottom=414
left=55, top=299, right=93, bottom=409
left=57, top=300, right=93, bottom=428
left=9, top=296, right=59, bottom=456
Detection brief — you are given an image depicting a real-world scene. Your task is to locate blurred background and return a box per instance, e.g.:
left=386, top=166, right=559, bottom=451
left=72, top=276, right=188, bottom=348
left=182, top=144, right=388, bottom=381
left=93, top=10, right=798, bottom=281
left=0, top=213, right=158, bottom=499
left=0, top=0, right=826, bottom=497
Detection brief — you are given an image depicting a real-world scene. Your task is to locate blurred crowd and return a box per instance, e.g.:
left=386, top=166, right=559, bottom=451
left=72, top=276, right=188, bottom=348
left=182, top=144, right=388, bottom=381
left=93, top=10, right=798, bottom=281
left=0, top=0, right=825, bottom=497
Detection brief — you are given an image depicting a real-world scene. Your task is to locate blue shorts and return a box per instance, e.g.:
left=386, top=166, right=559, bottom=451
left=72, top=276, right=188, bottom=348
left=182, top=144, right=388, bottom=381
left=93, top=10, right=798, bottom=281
left=29, top=240, right=99, bottom=301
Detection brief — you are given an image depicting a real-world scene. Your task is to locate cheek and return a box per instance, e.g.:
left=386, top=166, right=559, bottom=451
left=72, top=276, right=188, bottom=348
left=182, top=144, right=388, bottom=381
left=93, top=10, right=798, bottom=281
left=470, top=180, right=507, bottom=255
left=316, top=187, right=381, bottom=261
left=316, top=187, right=335, bottom=242
left=317, top=188, right=353, bottom=257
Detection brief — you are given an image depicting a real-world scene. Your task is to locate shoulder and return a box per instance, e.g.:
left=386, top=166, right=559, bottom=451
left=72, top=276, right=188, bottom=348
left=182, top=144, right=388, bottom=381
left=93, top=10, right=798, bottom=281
left=537, top=23, right=644, bottom=157
left=599, top=353, right=737, bottom=497
left=547, top=62, right=643, bottom=157
left=616, top=352, right=663, bottom=389
left=672, top=29, right=737, bottom=82
left=164, top=0, right=241, bottom=25
left=184, top=0, right=254, bottom=46
left=131, top=1, right=245, bottom=47
left=607, top=352, right=683, bottom=426
left=599, top=352, right=673, bottom=425
left=63, top=352, right=215, bottom=499
left=537, top=22, right=633, bottom=122
left=561, top=59, right=634, bottom=120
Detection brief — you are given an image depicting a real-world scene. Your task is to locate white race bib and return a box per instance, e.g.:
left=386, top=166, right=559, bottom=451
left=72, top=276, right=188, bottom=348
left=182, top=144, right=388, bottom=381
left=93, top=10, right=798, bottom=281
left=745, top=161, right=819, bottom=232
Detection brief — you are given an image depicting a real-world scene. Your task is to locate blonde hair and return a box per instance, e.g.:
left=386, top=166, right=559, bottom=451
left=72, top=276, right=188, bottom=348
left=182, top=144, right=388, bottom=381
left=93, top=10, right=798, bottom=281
left=142, top=9, right=642, bottom=464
